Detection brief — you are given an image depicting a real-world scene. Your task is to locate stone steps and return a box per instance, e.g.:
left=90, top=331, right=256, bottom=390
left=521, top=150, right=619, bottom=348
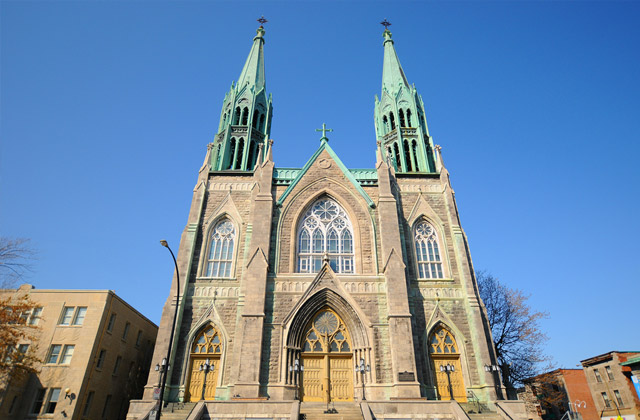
left=300, top=402, right=363, bottom=420
left=158, top=402, right=198, bottom=420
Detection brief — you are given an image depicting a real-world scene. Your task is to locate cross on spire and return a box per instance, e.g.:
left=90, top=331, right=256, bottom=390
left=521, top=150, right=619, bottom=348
left=316, top=123, right=333, bottom=141
left=257, top=16, right=268, bottom=27
left=380, top=19, right=392, bottom=29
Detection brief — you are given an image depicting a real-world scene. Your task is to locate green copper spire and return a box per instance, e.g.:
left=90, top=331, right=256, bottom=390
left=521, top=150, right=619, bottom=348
left=374, top=24, right=437, bottom=173
left=381, top=29, right=409, bottom=96
left=237, top=26, right=266, bottom=93
left=210, top=22, right=273, bottom=172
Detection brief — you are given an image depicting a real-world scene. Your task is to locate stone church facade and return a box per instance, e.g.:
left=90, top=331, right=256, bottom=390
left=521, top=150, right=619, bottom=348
left=128, top=23, right=527, bottom=420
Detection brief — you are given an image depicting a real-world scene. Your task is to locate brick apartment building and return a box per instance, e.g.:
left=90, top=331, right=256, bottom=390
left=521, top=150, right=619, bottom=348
left=0, top=284, right=157, bottom=420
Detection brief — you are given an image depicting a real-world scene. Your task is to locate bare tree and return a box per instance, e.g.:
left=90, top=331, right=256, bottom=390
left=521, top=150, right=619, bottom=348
left=477, top=271, right=551, bottom=388
left=0, top=237, right=36, bottom=286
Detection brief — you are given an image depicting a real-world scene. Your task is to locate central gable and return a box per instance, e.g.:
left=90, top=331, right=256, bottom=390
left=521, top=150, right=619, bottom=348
left=272, top=141, right=378, bottom=275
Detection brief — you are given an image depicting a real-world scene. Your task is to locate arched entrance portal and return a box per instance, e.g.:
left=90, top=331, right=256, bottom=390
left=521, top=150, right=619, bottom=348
left=429, top=325, right=467, bottom=402
left=300, top=309, right=354, bottom=402
left=186, top=325, right=222, bottom=401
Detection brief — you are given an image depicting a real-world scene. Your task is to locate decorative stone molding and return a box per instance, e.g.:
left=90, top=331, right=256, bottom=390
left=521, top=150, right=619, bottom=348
left=412, top=287, right=463, bottom=299
left=192, top=286, right=239, bottom=298
left=209, top=182, right=254, bottom=191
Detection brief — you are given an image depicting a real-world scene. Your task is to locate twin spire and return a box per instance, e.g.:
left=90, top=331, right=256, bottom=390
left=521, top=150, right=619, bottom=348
left=212, top=20, right=437, bottom=174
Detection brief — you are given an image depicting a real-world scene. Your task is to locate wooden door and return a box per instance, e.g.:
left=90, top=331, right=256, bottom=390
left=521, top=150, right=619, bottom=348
left=329, top=356, right=354, bottom=401
left=432, top=358, right=466, bottom=402
left=187, top=357, right=219, bottom=402
left=301, top=356, right=324, bottom=402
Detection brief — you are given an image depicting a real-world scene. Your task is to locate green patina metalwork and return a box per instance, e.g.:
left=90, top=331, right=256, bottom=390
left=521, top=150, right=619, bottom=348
left=210, top=26, right=273, bottom=172
left=374, top=29, right=437, bottom=174
left=276, top=139, right=375, bottom=208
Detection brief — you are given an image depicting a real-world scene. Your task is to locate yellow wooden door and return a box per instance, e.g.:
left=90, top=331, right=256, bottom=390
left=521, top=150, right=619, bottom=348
left=301, top=356, right=324, bottom=402
left=329, top=356, right=354, bottom=401
left=433, top=358, right=466, bottom=402
left=187, top=357, right=219, bottom=402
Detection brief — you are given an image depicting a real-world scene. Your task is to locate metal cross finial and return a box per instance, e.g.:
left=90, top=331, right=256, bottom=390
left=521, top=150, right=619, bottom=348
left=316, top=123, right=333, bottom=141
left=257, top=16, right=268, bottom=26
left=380, top=19, right=391, bottom=29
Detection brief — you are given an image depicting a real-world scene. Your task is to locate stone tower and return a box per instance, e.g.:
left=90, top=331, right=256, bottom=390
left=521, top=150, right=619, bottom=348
left=128, top=23, right=527, bottom=420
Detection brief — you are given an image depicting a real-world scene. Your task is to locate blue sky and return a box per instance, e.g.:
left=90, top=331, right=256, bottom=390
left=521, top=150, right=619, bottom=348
left=1, top=1, right=638, bottom=370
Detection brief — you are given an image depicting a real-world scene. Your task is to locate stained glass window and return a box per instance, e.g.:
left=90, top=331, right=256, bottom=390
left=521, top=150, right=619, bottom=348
left=428, top=326, right=458, bottom=354
left=414, top=221, right=444, bottom=279
left=302, top=310, right=351, bottom=353
left=192, top=325, right=223, bottom=355
left=297, top=199, right=354, bottom=273
left=206, top=219, right=236, bottom=278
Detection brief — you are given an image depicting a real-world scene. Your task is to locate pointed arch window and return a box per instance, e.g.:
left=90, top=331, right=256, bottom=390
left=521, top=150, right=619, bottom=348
left=192, top=325, right=223, bottom=354
left=414, top=220, right=444, bottom=279
left=404, top=139, right=414, bottom=171
left=259, top=114, right=266, bottom=131
left=234, top=138, right=244, bottom=169
left=382, top=115, right=389, bottom=133
left=252, top=110, right=259, bottom=128
left=389, top=112, right=396, bottom=130
left=297, top=198, right=354, bottom=274
left=406, top=109, right=412, bottom=127
left=302, top=310, right=351, bottom=353
left=233, top=107, right=241, bottom=125
left=393, top=143, right=402, bottom=171
left=227, top=139, right=236, bottom=170
left=399, top=109, right=406, bottom=127
left=241, top=107, right=249, bottom=125
left=206, top=219, right=236, bottom=278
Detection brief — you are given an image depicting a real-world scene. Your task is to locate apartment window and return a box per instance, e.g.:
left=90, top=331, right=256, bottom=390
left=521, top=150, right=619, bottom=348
left=46, top=344, right=62, bottom=364
left=73, top=307, right=87, bottom=325
left=106, top=313, right=116, bottom=332
left=614, top=390, right=624, bottom=407
left=28, top=307, right=42, bottom=325
left=96, top=349, right=106, bottom=369
left=31, top=388, right=46, bottom=414
left=60, top=345, right=75, bottom=364
left=82, top=391, right=94, bottom=417
left=605, top=366, right=615, bottom=381
left=59, top=307, right=74, bottom=325
left=601, top=392, right=612, bottom=408
left=102, top=394, right=112, bottom=419
left=112, top=356, right=122, bottom=375
left=44, top=388, right=61, bottom=414
left=122, top=322, right=130, bottom=340
left=135, top=330, right=143, bottom=347
left=594, top=368, right=603, bottom=383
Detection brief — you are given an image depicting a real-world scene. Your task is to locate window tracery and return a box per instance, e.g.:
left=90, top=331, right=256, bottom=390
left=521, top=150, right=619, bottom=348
left=302, top=310, right=351, bottom=353
left=428, top=326, right=458, bottom=354
left=414, top=220, right=444, bottom=279
left=297, top=198, right=354, bottom=274
left=206, top=219, right=236, bottom=278
left=192, top=325, right=223, bottom=354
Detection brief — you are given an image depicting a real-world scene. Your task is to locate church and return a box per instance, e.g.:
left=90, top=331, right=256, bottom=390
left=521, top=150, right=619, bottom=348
left=128, top=21, right=527, bottom=420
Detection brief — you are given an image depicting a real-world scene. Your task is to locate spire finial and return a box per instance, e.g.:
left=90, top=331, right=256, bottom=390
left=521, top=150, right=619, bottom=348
left=316, top=123, right=333, bottom=142
left=257, top=16, right=268, bottom=27
left=380, top=19, right=392, bottom=30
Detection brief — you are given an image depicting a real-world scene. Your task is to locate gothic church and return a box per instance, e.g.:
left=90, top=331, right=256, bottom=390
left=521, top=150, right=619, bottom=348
left=129, top=22, right=526, bottom=420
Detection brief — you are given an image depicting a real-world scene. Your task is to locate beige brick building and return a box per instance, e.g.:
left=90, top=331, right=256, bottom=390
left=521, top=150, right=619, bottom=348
left=128, top=24, right=527, bottom=420
left=581, top=352, right=640, bottom=420
left=0, top=284, right=157, bottom=420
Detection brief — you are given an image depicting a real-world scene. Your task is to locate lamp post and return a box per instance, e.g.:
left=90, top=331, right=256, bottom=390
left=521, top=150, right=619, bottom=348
left=157, top=240, right=181, bottom=420
left=485, top=364, right=502, bottom=400
left=288, top=358, right=304, bottom=400
left=155, top=358, right=168, bottom=387
left=199, top=359, right=214, bottom=401
left=440, top=363, right=455, bottom=401
left=356, top=358, right=370, bottom=401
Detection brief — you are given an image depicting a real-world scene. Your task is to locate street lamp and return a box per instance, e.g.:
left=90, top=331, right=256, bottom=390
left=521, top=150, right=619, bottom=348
left=157, top=240, right=181, bottom=420
left=355, top=358, right=370, bottom=401
left=199, top=359, right=214, bottom=401
left=155, top=358, right=168, bottom=387
left=485, top=364, right=502, bottom=400
left=288, top=358, right=304, bottom=400
left=440, top=363, right=455, bottom=401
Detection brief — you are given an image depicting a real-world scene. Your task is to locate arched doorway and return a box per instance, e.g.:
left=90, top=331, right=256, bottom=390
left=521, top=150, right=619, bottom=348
left=186, top=325, right=222, bottom=401
left=300, top=309, right=354, bottom=402
left=429, top=325, right=467, bottom=402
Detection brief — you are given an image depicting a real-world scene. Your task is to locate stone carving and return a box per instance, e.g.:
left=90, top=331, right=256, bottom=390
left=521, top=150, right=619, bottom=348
left=210, top=182, right=254, bottom=191
left=193, top=286, right=239, bottom=298
left=414, top=287, right=462, bottom=299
